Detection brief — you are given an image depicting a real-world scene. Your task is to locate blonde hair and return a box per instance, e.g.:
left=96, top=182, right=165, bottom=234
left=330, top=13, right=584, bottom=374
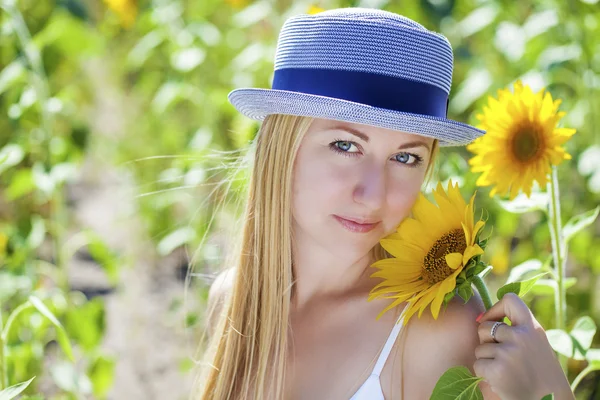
left=195, top=114, right=439, bottom=399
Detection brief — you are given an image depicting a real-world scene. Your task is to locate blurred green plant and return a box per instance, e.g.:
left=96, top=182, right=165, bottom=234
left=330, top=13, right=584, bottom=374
left=1, top=0, right=118, bottom=398
left=1, top=0, right=599, bottom=398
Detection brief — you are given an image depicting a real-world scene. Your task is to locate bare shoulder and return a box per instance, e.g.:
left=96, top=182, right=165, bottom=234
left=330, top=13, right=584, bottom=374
left=206, top=268, right=236, bottom=337
left=402, top=291, right=490, bottom=398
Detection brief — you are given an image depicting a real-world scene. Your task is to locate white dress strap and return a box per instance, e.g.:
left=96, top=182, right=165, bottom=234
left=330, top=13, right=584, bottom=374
left=372, top=309, right=407, bottom=377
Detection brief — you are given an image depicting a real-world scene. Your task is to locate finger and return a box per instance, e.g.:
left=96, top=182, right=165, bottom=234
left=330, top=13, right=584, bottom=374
left=478, top=320, right=512, bottom=344
left=473, top=357, right=494, bottom=381
left=474, top=342, right=500, bottom=359
left=477, top=292, right=534, bottom=327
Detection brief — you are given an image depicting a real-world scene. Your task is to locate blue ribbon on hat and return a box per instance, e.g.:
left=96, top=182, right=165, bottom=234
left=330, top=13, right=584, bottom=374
left=273, top=68, right=449, bottom=118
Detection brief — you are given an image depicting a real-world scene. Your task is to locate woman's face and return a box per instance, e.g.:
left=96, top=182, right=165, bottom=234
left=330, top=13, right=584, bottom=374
left=291, top=118, right=434, bottom=261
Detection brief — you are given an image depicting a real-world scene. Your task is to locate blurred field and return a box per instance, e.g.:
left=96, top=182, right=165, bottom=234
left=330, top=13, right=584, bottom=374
left=0, top=0, right=599, bottom=398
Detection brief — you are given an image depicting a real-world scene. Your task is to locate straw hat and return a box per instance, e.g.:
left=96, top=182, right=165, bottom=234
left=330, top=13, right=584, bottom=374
left=228, top=7, right=485, bottom=146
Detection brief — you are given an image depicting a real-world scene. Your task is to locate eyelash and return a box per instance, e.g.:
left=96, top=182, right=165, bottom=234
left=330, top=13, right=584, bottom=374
left=329, top=139, right=424, bottom=168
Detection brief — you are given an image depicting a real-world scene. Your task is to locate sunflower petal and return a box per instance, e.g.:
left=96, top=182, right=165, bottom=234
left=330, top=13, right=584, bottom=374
left=375, top=297, right=408, bottom=320
left=445, top=253, right=463, bottom=270
left=462, top=244, right=484, bottom=265
left=472, top=220, right=486, bottom=243
left=380, top=237, right=424, bottom=260
left=430, top=276, right=457, bottom=320
left=412, top=193, right=444, bottom=229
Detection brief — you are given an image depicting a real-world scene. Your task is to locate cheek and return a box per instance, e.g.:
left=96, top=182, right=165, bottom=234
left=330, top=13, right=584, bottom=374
left=382, top=178, right=423, bottom=234
left=292, top=152, right=349, bottom=221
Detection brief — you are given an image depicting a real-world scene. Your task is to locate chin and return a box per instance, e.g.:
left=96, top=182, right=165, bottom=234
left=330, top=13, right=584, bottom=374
left=329, top=234, right=379, bottom=259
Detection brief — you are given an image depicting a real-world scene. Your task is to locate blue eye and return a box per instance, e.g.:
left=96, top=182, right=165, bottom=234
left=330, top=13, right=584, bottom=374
left=396, top=153, right=410, bottom=163
left=329, top=140, right=424, bottom=168
left=395, top=152, right=424, bottom=166
left=333, top=141, right=358, bottom=152
left=395, top=152, right=423, bottom=165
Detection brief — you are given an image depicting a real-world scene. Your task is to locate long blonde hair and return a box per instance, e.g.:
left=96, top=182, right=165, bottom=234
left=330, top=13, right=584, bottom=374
left=196, top=114, right=439, bottom=399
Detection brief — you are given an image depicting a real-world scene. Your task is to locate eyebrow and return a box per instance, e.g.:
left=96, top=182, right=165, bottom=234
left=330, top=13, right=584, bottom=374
left=328, top=125, right=432, bottom=151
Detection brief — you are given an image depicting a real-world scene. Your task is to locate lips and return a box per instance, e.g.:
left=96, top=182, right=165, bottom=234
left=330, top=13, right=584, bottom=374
left=333, top=215, right=381, bottom=233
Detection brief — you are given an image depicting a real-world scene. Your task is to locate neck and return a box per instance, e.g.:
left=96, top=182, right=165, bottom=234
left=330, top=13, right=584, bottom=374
left=290, top=231, right=375, bottom=310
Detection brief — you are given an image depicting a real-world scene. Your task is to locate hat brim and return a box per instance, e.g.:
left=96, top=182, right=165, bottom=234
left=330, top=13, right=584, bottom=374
left=228, top=88, right=485, bottom=147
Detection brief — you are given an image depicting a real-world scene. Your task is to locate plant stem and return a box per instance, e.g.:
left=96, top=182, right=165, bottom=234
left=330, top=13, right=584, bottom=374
left=472, top=275, right=494, bottom=310
left=547, top=166, right=568, bottom=373
left=570, top=364, right=600, bottom=392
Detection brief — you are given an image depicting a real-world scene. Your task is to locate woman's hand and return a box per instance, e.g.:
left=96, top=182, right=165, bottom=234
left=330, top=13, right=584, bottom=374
left=473, top=292, right=575, bottom=400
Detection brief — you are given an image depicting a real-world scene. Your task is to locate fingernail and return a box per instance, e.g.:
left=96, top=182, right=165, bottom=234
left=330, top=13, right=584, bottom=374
left=476, top=312, right=484, bottom=323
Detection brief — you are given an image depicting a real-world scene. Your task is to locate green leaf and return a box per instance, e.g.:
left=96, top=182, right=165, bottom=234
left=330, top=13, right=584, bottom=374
left=477, top=237, right=488, bottom=250
left=26, top=215, right=46, bottom=250
left=570, top=317, right=597, bottom=360
left=0, top=272, right=31, bottom=304
left=65, top=297, right=105, bottom=352
left=586, top=348, right=600, bottom=363
left=32, top=10, right=103, bottom=56
left=4, top=168, right=35, bottom=200
left=540, top=394, right=554, bottom=400
left=457, top=5, right=499, bottom=38
left=170, top=47, right=206, bottom=72
left=0, top=144, right=25, bottom=176
left=546, top=323, right=596, bottom=360
left=506, top=259, right=543, bottom=283
left=449, top=68, right=492, bottom=114
left=430, top=366, right=483, bottom=400
left=0, top=377, right=35, bottom=400
left=468, top=262, right=487, bottom=278
left=28, top=295, right=74, bottom=361
left=127, top=31, right=165, bottom=69
left=547, top=329, right=574, bottom=358
left=232, top=1, right=272, bottom=28
left=496, top=192, right=548, bottom=214
left=31, top=162, right=55, bottom=196
left=50, top=361, right=92, bottom=394
left=457, top=284, right=474, bottom=303
left=444, top=290, right=456, bottom=304
left=88, top=355, right=115, bottom=397
left=157, top=227, right=196, bottom=256
left=0, top=61, right=26, bottom=96
left=497, top=272, right=549, bottom=300
left=85, top=231, right=120, bottom=285
left=529, top=278, right=577, bottom=296
left=563, top=206, right=600, bottom=243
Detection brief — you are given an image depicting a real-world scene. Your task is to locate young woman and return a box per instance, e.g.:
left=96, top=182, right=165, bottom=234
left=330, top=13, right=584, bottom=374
left=196, top=8, right=574, bottom=400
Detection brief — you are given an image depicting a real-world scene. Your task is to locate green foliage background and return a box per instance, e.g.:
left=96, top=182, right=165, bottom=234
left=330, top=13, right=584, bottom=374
left=0, top=0, right=599, bottom=398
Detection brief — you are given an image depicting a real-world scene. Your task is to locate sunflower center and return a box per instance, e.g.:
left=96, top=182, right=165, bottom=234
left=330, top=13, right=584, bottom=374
left=423, top=229, right=467, bottom=284
left=511, top=127, right=543, bottom=162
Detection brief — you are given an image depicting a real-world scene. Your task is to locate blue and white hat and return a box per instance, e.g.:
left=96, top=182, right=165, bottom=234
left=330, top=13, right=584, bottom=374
left=228, top=7, right=485, bottom=147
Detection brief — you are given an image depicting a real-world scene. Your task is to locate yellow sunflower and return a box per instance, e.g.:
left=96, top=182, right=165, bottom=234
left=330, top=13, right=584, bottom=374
left=467, top=80, right=576, bottom=200
left=368, top=181, right=485, bottom=326
left=308, top=5, right=326, bottom=14
left=104, top=0, right=137, bottom=28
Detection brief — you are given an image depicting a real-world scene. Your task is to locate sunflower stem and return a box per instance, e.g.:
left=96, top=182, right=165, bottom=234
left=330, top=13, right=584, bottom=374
left=547, top=166, right=568, bottom=374
left=472, top=275, right=493, bottom=310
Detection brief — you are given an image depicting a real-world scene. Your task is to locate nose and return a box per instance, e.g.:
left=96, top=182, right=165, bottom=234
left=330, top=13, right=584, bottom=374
left=353, top=163, right=386, bottom=211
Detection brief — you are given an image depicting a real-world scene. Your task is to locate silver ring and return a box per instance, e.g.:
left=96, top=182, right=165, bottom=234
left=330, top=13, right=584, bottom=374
left=490, top=321, right=505, bottom=343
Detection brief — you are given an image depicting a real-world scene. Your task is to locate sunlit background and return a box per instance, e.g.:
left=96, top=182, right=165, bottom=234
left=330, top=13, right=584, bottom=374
left=1, top=0, right=599, bottom=398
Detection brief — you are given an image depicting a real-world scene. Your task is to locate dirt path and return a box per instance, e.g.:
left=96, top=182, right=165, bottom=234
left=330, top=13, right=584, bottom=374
left=60, top=58, right=204, bottom=400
